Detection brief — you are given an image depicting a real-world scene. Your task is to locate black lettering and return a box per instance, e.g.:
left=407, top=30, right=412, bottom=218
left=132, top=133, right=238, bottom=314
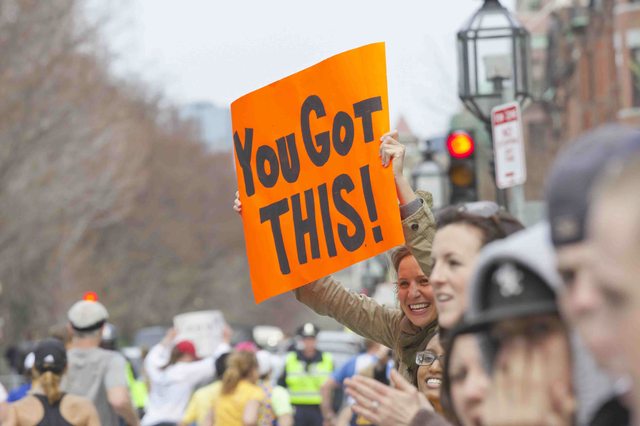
left=233, top=128, right=255, bottom=196
left=359, top=165, right=378, bottom=221
left=300, top=95, right=331, bottom=166
left=360, top=165, right=383, bottom=243
left=353, top=97, right=383, bottom=142
left=317, top=183, right=337, bottom=257
left=256, top=145, right=279, bottom=188
left=291, top=189, right=320, bottom=265
left=260, top=198, right=291, bottom=275
left=332, top=174, right=365, bottom=252
left=332, top=111, right=354, bottom=156
left=276, top=133, right=300, bottom=183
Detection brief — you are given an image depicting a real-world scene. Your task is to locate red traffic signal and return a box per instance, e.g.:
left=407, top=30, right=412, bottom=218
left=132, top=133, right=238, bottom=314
left=446, top=131, right=475, bottom=159
left=83, top=291, right=99, bottom=302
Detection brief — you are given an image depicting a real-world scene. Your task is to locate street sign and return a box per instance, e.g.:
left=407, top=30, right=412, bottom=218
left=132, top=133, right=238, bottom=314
left=491, top=102, right=527, bottom=189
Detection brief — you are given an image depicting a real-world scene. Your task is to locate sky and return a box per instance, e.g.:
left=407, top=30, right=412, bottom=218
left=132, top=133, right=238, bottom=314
left=101, top=0, right=515, bottom=139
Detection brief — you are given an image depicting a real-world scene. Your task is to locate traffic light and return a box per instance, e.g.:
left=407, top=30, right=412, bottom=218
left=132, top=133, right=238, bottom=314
left=83, top=291, right=99, bottom=301
left=446, top=130, right=478, bottom=204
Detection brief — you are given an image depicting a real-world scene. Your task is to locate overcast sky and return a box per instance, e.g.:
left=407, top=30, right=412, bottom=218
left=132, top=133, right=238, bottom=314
left=103, top=0, right=515, bottom=138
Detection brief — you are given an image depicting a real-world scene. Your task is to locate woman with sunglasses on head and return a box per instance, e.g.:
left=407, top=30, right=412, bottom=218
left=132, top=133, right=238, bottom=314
left=429, top=199, right=524, bottom=331
left=6, top=338, right=100, bottom=426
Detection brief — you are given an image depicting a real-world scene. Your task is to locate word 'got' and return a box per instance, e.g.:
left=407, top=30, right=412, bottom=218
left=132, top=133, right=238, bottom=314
left=234, top=94, right=383, bottom=196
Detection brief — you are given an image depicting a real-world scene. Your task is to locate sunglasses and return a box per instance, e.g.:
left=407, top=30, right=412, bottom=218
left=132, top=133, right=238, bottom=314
left=415, top=350, right=445, bottom=366
left=441, top=201, right=509, bottom=238
left=455, top=201, right=502, bottom=218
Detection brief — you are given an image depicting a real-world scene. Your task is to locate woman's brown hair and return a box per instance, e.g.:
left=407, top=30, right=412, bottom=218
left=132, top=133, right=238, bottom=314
left=436, top=202, right=524, bottom=245
left=221, top=351, right=258, bottom=395
left=161, top=346, right=186, bottom=370
left=389, top=245, right=412, bottom=273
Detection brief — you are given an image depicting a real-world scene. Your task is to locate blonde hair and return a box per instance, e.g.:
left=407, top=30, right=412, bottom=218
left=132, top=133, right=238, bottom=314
left=221, top=351, right=258, bottom=395
left=33, top=369, right=63, bottom=404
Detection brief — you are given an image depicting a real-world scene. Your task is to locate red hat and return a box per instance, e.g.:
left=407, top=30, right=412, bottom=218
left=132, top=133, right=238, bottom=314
left=175, top=340, right=199, bottom=359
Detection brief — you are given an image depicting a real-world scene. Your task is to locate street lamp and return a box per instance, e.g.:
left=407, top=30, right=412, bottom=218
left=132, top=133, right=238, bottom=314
left=411, top=140, right=446, bottom=209
left=457, top=0, right=531, bottom=124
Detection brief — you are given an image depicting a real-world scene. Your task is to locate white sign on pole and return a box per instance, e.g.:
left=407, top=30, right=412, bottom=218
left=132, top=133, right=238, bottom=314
left=174, top=310, right=225, bottom=357
left=491, top=102, right=527, bottom=189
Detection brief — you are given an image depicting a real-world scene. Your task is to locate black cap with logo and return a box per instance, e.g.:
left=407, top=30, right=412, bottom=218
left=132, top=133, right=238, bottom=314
left=461, top=260, right=558, bottom=333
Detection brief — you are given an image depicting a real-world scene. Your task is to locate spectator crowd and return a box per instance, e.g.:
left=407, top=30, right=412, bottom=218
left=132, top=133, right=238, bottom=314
left=1, top=123, right=640, bottom=426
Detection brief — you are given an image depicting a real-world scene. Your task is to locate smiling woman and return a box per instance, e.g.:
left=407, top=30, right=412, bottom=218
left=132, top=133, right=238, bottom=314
left=295, top=240, right=439, bottom=386
left=416, top=334, right=445, bottom=414
left=394, top=247, right=438, bottom=329
left=293, top=131, right=440, bottom=386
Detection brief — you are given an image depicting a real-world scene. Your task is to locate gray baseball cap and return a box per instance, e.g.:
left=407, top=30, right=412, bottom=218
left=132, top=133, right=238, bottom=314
left=546, top=124, right=640, bottom=246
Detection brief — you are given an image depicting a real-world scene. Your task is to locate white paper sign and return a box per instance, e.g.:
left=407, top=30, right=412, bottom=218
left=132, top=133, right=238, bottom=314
left=173, top=310, right=225, bottom=357
left=491, top=102, right=527, bottom=189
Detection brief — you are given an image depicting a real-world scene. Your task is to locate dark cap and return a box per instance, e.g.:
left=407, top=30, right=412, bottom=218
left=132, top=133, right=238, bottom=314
left=297, top=322, right=319, bottom=338
left=34, top=338, right=67, bottom=375
left=463, top=261, right=557, bottom=331
left=546, top=124, right=640, bottom=246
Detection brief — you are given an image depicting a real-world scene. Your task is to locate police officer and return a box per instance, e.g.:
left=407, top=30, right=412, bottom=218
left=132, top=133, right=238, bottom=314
left=279, top=323, right=333, bottom=426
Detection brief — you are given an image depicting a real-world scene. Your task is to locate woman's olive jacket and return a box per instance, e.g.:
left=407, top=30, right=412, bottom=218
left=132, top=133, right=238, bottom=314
left=295, top=191, right=437, bottom=385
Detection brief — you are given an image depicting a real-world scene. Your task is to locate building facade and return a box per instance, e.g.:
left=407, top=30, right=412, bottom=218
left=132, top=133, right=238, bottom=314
left=517, top=0, right=640, bottom=199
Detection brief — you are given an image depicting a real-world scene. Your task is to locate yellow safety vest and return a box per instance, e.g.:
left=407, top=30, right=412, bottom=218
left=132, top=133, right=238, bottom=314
left=284, top=351, right=333, bottom=405
left=126, top=362, right=148, bottom=409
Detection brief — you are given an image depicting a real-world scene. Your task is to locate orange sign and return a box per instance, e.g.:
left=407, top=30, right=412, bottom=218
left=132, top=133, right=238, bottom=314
left=232, top=42, right=404, bottom=303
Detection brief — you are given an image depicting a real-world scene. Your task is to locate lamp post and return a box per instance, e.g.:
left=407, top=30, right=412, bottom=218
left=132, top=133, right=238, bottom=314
left=457, top=0, right=531, bottom=208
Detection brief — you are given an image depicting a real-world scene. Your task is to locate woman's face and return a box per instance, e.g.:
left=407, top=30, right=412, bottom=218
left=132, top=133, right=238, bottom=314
left=431, top=224, right=484, bottom=329
left=449, top=334, right=489, bottom=426
left=416, top=334, right=444, bottom=410
left=397, top=255, right=437, bottom=328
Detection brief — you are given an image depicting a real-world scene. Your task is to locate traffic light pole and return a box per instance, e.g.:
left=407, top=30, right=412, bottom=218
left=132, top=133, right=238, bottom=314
left=486, top=122, right=527, bottom=220
left=485, top=122, right=509, bottom=209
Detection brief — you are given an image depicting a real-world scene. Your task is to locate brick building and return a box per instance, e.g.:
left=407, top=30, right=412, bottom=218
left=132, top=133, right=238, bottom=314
left=517, top=0, right=640, bottom=199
